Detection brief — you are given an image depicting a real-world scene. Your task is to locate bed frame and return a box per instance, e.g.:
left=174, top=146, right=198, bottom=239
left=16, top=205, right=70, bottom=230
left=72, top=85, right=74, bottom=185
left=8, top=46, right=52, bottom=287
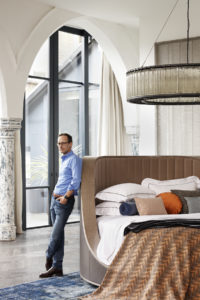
left=80, top=156, right=200, bottom=286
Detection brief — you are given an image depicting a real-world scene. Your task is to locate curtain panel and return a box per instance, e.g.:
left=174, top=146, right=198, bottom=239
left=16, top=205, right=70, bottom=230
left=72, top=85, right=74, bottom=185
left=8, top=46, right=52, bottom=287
left=97, top=54, right=126, bottom=155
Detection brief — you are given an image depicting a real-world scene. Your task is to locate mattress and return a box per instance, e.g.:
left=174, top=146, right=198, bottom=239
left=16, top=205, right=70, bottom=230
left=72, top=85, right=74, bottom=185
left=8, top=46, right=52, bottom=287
left=96, top=213, right=200, bottom=265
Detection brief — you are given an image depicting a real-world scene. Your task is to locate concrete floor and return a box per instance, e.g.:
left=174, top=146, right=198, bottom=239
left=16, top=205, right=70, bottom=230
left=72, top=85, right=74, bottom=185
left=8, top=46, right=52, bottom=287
left=0, top=223, right=79, bottom=289
left=26, top=210, right=80, bottom=228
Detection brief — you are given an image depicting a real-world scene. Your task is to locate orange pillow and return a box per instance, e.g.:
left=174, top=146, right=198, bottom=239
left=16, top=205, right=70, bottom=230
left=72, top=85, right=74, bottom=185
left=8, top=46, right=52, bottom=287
left=157, top=192, right=182, bottom=214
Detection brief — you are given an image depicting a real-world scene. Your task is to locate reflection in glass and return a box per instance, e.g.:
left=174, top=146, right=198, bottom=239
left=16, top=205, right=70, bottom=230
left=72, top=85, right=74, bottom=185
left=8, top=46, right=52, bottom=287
left=59, top=82, right=81, bottom=150
left=29, top=39, right=49, bottom=78
left=59, top=31, right=83, bottom=82
left=26, top=188, right=49, bottom=228
left=59, top=82, right=81, bottom=222
left=25, top=79, right=49, bottom=187
left=89, top=40, right=102, bottom=84
left=89, top=84, right=100, bottom=156
left=88, top=40, right=102, bottom=155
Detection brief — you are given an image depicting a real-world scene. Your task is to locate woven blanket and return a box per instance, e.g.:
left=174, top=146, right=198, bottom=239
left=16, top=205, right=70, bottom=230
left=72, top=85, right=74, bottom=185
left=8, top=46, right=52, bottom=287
left=81, top=227, right=200, bottom=300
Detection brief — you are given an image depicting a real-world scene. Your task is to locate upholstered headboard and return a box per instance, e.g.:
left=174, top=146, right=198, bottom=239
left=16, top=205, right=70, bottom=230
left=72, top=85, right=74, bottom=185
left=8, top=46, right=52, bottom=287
left=80, top=156, right=200, bottom=285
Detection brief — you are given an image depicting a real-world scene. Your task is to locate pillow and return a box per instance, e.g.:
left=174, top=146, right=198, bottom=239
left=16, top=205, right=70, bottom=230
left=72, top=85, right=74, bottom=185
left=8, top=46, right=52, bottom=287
left=119, top=200, right=138, bottom=216
left=95, top=183, right=155, bottom=203
left=171, top=189, right=200, bottom=214
left=134, top=197, right=167, bottom=215
left=184, top=196, right=200, bottom=213
left=96, top=201, right=121, bottom=216
left=157, top=192, right=182, bottom=214
left=141, top=176, right=200, bottom=195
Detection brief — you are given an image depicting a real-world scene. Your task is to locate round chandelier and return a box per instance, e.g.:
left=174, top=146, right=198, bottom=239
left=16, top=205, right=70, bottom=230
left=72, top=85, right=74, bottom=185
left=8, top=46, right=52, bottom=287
left=126, top=0, right=200, bottom=105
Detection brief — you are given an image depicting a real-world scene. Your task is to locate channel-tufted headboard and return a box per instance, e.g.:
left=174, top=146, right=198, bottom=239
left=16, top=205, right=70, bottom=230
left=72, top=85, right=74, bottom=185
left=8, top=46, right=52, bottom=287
left=80, top=156, right=200, bottom=285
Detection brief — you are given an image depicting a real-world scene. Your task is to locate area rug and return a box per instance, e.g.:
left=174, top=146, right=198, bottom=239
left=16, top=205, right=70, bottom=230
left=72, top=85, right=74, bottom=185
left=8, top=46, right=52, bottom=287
left=0, top=272, right=96, bottom=300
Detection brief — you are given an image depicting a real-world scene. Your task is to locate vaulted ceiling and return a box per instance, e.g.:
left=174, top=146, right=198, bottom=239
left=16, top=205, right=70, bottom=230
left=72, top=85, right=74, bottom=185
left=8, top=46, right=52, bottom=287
left=34, top=0, right=182, bottom=27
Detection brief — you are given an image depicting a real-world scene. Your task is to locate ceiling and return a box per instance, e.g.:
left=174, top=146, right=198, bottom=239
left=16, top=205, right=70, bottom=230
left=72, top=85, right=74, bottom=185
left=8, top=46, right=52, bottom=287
left=34, top=0, right=179, bottom=27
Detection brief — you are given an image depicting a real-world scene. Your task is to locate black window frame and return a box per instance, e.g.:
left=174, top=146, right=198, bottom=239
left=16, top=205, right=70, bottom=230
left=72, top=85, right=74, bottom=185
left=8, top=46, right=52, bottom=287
left=21, top=26, right=90, bottom=230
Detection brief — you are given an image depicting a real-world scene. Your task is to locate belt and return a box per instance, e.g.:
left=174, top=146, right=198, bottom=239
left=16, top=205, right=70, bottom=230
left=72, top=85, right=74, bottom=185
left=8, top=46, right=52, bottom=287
left=53, top=193, right=62, bottom=199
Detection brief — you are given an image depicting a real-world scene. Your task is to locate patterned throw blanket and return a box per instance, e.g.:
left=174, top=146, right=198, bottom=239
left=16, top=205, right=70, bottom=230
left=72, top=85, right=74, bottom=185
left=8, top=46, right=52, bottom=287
left=81, top=227, right=200, bottom=300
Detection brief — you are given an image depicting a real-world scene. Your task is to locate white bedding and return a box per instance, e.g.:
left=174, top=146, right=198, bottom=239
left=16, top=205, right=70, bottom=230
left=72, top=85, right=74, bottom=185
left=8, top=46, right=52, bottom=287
left=96, top=213, right=200, bottom=265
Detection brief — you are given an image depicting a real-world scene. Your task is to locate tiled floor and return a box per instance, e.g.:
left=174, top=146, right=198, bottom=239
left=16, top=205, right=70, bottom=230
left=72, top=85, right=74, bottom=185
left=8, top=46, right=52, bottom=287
left=0, top=223, right=79, bottom=288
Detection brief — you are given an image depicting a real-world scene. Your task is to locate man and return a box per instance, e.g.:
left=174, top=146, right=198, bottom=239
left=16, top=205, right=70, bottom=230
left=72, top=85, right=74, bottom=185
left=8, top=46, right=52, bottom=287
left=39, top=133, right=82, bottom=278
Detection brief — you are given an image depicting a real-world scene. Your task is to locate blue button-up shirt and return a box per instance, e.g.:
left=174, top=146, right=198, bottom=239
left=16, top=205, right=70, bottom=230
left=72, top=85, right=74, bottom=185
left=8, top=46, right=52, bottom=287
left=54, top=151, right=82, bottom=196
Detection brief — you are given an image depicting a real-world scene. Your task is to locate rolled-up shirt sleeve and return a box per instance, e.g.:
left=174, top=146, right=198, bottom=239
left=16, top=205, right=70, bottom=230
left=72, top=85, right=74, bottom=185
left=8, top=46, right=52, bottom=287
left=67, top=156, right=82, bottom=192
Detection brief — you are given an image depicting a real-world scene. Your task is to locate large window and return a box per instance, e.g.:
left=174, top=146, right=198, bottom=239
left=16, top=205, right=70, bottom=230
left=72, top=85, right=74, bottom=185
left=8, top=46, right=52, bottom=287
left=22, top=27, right=102, bottom=229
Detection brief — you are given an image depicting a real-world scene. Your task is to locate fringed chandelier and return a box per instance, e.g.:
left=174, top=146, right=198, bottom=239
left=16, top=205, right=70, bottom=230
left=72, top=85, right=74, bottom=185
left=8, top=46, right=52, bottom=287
left=127, top=0, right=200, bottom=105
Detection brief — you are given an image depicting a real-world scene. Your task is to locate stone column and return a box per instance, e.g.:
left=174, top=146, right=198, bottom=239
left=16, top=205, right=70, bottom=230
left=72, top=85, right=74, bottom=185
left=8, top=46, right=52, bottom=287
left=0, top=118, right=21, bottom=240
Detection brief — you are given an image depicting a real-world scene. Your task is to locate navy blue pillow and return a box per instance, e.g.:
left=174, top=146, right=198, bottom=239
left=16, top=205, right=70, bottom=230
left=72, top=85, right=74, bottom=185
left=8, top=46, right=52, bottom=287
left=119, top=200, right=138, bottom=216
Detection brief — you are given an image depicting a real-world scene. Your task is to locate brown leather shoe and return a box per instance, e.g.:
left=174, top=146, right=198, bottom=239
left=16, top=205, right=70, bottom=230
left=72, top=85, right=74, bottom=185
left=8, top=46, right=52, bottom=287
left=39, top=267, right=63, bottom=278
left=45, top=257, right=53, bottom=271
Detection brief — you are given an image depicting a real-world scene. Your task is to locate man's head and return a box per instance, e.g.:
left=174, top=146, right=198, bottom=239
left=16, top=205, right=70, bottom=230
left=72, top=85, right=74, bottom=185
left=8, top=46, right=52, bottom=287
left=57, top=133, right=72, bottom=154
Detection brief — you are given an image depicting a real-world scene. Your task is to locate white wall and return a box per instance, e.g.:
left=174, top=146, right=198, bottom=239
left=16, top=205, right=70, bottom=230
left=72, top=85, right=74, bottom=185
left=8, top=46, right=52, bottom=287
left=0, top=0, right=50, bottom=117
left=0, top=0, right=80, bottom=118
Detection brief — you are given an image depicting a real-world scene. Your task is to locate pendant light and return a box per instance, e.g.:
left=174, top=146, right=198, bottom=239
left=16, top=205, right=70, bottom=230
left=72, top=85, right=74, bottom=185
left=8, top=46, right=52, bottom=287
left=126, top=0, right=200, bottom=105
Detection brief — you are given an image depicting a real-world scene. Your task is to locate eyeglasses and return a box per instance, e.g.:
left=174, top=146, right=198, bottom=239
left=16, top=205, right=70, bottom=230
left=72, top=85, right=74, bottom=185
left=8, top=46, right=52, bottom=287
left=57, top=142, right=70, bottom=146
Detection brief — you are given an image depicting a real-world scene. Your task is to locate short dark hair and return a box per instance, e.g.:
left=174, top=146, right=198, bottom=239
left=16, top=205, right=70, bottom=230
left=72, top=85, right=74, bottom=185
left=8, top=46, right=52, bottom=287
left=58, top=133, right=73, bottom=143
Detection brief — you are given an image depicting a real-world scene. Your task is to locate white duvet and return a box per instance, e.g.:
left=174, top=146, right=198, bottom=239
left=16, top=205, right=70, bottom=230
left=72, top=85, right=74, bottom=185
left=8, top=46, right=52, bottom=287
left=96, top=213, right=200, bottom=265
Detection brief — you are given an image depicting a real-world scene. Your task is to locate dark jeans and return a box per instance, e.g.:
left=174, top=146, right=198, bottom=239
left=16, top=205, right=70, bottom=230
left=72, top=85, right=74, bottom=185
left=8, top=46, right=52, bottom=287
left=46, top=195, right=75, bottom=269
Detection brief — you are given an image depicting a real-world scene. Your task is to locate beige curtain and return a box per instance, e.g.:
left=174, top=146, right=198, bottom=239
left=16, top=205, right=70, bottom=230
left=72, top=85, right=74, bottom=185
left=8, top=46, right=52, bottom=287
left=157, top=105, right=200, bottom=155
left=156, top=38, right=200, bottom=155
left=97, top=54, right=125, bottom=155
left=15, top=130, right=23, bottom=233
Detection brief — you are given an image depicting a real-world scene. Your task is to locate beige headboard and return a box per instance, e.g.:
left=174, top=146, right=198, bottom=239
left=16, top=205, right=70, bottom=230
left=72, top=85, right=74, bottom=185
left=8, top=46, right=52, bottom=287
left=80, top=156, right=200, bottom=285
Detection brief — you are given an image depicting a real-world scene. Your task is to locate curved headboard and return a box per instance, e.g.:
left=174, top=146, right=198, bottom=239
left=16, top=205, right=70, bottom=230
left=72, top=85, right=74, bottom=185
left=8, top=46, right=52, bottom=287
left=80, top=156, right=200, bottom=285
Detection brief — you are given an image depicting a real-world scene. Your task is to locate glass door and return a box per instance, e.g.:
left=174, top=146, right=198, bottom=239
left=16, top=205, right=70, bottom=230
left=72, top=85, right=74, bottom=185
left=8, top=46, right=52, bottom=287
left=25, top=81, right=50, bottom=228
left=22, top=27, right=102, bottom=229
left=58, top=30, right=84, bottom=222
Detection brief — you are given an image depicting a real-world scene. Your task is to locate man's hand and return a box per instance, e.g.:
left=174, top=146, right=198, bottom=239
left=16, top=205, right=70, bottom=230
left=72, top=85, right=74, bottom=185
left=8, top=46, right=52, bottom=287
left=57, top=196, right=68, bottom=205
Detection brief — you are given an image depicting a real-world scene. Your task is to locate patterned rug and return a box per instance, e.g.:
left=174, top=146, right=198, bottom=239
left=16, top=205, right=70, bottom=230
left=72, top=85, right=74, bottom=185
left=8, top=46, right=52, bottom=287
left=0, top=272, right=96, bottom=300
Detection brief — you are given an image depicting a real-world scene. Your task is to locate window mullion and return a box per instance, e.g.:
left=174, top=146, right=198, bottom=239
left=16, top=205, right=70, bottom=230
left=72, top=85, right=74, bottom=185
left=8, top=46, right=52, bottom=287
left=49, top=32, right=59, bottom=210
left=80, top=32, right=89, bottom=156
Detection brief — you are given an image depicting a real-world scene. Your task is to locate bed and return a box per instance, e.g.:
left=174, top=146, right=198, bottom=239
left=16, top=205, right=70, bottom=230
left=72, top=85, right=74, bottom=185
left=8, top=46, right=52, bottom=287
left=80, top=156, right=200, bottom=289
left=96, top=213, right=200, bottom=266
